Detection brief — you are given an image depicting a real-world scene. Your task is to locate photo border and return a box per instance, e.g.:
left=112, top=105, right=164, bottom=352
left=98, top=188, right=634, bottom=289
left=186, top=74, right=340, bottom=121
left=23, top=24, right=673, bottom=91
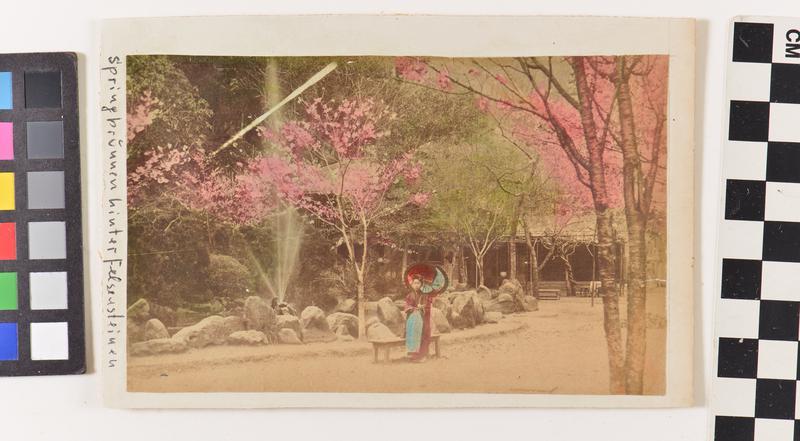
left=100, top=14, right=695, bottom=408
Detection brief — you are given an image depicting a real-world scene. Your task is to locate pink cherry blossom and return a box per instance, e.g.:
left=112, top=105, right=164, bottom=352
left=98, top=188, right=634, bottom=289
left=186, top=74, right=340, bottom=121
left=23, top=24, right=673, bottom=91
left=127, top=90, right=159, bottom=142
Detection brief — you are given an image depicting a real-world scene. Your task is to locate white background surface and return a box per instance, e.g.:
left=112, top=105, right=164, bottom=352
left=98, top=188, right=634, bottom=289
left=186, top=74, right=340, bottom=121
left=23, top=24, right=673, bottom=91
left=0, top=1, right=780, bottom=439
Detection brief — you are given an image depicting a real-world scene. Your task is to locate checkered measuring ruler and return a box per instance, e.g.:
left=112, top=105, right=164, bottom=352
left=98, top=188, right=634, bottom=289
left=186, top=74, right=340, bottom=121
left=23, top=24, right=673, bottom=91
left=713, top=17, right=800, bottom=441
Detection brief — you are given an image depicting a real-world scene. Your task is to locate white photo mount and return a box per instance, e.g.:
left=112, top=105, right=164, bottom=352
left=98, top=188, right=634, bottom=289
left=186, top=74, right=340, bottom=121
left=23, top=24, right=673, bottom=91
left=100, top=15, right=695, bottom=408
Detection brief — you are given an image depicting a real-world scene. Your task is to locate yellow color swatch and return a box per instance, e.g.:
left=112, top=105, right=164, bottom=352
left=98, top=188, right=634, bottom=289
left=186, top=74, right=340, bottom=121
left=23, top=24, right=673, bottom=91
left=0, top=173, right=14, bottom=210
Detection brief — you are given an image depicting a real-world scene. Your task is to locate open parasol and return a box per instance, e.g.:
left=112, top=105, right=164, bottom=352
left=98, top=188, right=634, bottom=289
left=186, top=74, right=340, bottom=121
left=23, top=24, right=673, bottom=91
left=404, top=263, right=449, bottom=295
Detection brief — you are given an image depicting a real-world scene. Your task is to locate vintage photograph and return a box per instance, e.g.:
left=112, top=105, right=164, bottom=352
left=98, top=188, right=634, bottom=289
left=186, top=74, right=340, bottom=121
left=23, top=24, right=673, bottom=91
left=124, top=53, right=671, bottom=396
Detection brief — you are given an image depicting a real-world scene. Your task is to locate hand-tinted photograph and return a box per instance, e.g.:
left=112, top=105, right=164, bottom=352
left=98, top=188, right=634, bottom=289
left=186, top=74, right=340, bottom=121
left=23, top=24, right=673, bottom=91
left=125, top=53, right=670, bottom=396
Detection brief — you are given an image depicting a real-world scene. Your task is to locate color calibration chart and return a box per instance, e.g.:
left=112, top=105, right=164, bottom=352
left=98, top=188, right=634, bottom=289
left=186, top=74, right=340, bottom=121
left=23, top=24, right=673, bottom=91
left=0, top=53, right=84, bottom=376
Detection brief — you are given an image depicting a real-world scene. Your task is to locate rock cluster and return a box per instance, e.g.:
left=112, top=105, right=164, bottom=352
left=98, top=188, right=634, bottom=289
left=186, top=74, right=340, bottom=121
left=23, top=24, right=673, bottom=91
left=128, top=296, right=279, bottom=356
left=130, top=280, right=536, bottom=357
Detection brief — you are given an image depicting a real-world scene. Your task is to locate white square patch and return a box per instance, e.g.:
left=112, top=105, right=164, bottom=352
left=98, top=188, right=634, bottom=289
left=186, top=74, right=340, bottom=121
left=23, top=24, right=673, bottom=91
left=757, top=340, right=798, bottom=379
left=727, top=62, right=772, bottom=102
left=769, top=103, right=800, bottom=142
left=766, top=181, right=800, bottom=222
left=762, top=261, right=800, bottom=301
left=723, top=141, right=768, bottom=181
left=719, top=220, right=764, bottom=260
left=754, top=418, right=795, bottom=441
left=716, top=298, right=760, bottom=338
left=714, top=377, right=757, bottom=417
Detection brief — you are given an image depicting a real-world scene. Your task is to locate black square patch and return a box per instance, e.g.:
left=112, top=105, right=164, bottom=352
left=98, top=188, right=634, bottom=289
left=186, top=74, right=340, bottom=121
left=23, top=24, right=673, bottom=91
left=721, top=259, right=762, bottom=300
left=758, top=300, right=800, bottom=341
left=771, top=63, right=800, bottom=104
left=733, top=22, right=775, bottom=63
left=763, top=222, right=800, bottom=263
left=715, top=416, right=755, bottom=441
left=767, top=142, right=800, bottom=183
left=725, top=179, right=766, bottom=221
left=718, top=337, right=759, bottom=378
left=755, top=378, right=796, bottom=419
left=730, top=101, right=770, bottom=142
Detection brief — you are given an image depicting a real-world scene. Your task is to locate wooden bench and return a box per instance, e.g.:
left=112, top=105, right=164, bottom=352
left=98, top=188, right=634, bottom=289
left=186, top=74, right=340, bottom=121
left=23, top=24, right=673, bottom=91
left=370, top=334, right=441, bottom=363
left=538, top=288, right=561, bottom=300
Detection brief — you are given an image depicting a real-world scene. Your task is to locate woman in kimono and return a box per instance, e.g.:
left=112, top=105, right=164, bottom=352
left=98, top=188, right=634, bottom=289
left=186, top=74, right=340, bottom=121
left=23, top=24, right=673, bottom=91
left=405, top=275, right=434, bottom=362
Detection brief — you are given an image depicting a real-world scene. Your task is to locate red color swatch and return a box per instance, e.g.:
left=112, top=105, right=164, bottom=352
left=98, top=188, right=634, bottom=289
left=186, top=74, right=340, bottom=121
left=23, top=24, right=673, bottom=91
left=0, top=223, right=16, bottom=260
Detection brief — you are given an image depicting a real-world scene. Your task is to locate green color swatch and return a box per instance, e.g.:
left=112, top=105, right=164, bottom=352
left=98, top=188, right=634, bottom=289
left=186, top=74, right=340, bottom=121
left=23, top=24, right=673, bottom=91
left=0, top=272, right=17, bottom=310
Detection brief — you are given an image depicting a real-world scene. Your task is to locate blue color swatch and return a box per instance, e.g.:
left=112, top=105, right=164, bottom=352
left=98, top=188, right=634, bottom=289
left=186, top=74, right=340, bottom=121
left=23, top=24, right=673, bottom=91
left=0, top=73, right=11, bottom=110
left=0, top=322, right=18, bottom=360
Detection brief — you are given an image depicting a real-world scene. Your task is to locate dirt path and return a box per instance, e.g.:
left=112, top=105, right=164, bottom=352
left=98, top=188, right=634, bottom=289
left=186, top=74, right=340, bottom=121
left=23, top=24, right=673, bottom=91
left=128, top=294, right=666, bottom=395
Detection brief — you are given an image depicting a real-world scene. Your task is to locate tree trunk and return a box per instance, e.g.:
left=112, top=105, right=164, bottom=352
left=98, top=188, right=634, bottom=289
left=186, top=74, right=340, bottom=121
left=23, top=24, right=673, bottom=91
left=509, top=240, right=517, bottom=280
left=522, top=222, right=540, bottom=298
left=356, top=275, right=367, bottom=340
left=530, top=246, right=540, bottom=298
left=475, top=253, right=485, bottom=287
left=596, top=210, right=626, bottom=394
left=509, top=196, right=525, bottom=281
left=571, top=57, right=626, bottom=394
left=624, top=223, right=648, bottom=393
left=459, top=247, right=468, bottom=286
left=563, top=257, right=576, bottom=297
left=401, top=246, right=408, bottom=278
left=442, top=245, right=454, bottom=286
left=450, top=244, right=461, bottom=285
left=616, top=56, right=650, bottom=394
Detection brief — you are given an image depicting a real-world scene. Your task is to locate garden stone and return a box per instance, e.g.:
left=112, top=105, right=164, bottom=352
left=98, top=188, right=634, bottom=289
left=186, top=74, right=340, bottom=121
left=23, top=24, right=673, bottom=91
left=450, top=292, right=477, bottom=329
left=243, top=296, right=276, bottom=334
left=303, top=327, right=337, bottom=343
left=301, top=306, right=335, bottom=342
left=128, top=298, right=150, bottom=322
left=172, top=315, right=228, bottom=348
left=476, top=285, right=494, bottom=301
left=431, top=307, right=451, bottom=333
left=484, top=294, right=516, bottom=315
left=130, top=338, right=188, bottom=356
left=484, top=311, right=503, bottom=323
left=433, top=297, right=452, bottom=320
left=326, top=312, right=359, bottom=338
left=128, top=320, right=145, bottom=344
left=377, top=296, right=404, bottom=336
left=469, top=291, right=485, bottom=324
left=227, top=330, right=269, bottom=345
left=222, top=315, right=246, bottom=335
left=276, top=314, right=302, bottom=340
left=278, top=328, right=303, bottom=345
left=300, top=306, right=327, bottom=329
left=335, top=325, right=355, bottom=342
left=143, top=318, right=169, bottom=340
left=366, top=321, right=397, bottom=341
left=522, top=295, right=539, bottom=312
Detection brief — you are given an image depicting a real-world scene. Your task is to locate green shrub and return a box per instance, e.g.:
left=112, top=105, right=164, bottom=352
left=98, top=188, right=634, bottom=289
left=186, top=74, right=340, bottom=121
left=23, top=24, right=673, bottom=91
left=206, top=254, right=255, bottom=300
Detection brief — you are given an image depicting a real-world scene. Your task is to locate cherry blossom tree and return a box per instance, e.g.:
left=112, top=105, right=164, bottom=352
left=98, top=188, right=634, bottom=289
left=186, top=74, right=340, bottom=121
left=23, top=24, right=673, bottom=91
left=127, top=92, right=276, bottom=248
left=397, top=55, right=667, bottom=394
left=243, top=97, right=426, bottom=338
